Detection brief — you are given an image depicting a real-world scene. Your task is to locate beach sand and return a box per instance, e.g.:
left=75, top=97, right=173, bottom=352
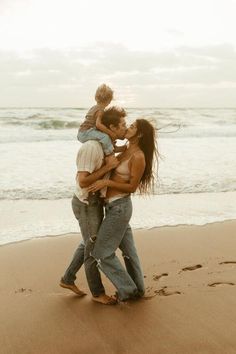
left=0, top=221, right=236, bottom=354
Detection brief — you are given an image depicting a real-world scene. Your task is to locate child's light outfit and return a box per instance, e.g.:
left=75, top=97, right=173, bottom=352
left=78, top=104, right=113, bottom=156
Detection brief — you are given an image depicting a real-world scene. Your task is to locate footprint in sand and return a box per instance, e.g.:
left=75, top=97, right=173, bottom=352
left=208, top=282, right=235, bottom=287
left=153, top=273, right=169, bottom=281
left=146, top=286, right=152, bottom=293
left=154, top=287, right=181, bottom=296
left=179, top=264, right=202, bottom=273
left=143, top=288, right=181, bottom=299
left=15, top=288, right=32, bottom=294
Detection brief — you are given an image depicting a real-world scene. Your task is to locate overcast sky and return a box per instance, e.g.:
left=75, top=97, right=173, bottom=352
left=0, top=0, right=236, bottom=107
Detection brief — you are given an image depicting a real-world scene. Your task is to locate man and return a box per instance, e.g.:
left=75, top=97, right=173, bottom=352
left=60, top=106, right=128, bottom=305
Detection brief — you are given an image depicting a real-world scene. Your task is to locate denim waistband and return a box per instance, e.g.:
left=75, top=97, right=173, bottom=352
left=104, top=193, right=129, bottom=204
left=105, top=195, right=131, bottom=206
left=73, top=192, right=102, bottom=205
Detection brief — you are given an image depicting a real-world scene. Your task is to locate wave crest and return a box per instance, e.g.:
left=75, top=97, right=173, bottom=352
left=37, top=120, right=80, bottom=129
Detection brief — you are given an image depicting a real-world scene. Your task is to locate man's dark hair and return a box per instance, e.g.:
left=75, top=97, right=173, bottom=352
left=101, top=106, right=126, bottom=128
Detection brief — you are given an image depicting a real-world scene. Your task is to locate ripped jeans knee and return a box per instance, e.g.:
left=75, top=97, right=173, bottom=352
left=90, top=251, right=102, bottom=268
left=89, top=235, right=97, bottom=243
left=122, top=253, right=130, bottom=260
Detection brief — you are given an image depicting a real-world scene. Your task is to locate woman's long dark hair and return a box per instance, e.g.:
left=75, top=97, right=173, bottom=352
left=136, top=119, right=159, bottom=194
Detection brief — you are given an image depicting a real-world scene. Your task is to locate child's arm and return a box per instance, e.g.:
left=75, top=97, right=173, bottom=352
left=95, top=111, right=116, bottom=140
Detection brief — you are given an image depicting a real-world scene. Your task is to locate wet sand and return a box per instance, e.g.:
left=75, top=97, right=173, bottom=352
left=1, top=221, right=236, bottom=353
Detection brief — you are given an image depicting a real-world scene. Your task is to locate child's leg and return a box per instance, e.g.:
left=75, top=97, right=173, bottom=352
left=77, top=130, right=89, bottom=143
left=78, top=128, right=114, bottom=155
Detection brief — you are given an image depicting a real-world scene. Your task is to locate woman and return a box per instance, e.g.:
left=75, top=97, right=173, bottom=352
left=87, top=118, right=158, bottom=301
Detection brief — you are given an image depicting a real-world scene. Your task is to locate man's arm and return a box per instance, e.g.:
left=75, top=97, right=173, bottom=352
left=78, top=155, right=118, bottom=188
left=87, top=153, right=145, bottom=193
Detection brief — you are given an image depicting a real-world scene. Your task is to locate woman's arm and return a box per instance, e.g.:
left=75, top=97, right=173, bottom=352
left=87, top=153, right=145, bottom=193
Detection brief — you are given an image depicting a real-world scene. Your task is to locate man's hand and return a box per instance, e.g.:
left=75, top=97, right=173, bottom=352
left=87, top=179, right=109, bottom=193
left=105, top=155, right=119, bottom=169
left=77, top=154, right=119, bottom=189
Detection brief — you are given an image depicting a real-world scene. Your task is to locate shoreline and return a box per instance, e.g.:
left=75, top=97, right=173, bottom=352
left=1, top=191, right=236, bottom=246
left=1, top=218, right=236, bottom=249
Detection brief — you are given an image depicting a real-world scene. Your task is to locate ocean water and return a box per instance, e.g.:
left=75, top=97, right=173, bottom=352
left=0, top=107, right=236, bottom=245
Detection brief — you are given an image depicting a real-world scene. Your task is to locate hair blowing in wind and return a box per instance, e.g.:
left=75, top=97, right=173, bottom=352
left=136, top=119, right=159, bottom=194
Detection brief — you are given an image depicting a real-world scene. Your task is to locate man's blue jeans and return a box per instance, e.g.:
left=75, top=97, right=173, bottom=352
left=91, top=196, right=145, bottom=301
left=62, top=194, right=105, bottom=296
left=62, top=194, right=145, bottom=300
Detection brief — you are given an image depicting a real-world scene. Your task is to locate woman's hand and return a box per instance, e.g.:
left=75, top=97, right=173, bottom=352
left=87, top=179, right=109, bottom=192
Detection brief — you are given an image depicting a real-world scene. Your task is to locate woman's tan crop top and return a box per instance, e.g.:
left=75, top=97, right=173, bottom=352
left=113, top=156, right=132, bottom=181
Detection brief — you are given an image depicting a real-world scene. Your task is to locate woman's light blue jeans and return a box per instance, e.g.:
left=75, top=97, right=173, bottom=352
left=91, top=196, right=145, bottom=301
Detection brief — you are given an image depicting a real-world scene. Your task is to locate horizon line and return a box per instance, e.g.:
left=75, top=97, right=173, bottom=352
left=0, top=106, right=236, bottom=109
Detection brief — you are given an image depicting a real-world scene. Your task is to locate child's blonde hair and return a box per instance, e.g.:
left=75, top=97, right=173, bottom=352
left=95, top=84, right=113, bottom=104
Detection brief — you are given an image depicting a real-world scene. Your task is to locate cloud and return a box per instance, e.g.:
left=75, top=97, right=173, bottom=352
left=0, top=43, right=236, bottom=106
left=166, top=29, right=184, bottom=37
left=0, top=0, right=30, bottom=15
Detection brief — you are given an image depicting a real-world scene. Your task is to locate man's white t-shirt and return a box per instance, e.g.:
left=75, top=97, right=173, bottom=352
left=74, top=140, right=104, bottom=203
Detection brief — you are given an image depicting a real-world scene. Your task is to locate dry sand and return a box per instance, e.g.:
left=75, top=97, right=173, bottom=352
left=0, top=221, right=236, bottom=354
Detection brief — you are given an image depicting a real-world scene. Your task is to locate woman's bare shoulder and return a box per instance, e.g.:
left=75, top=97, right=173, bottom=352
left=131, top=150, right=145, bottom=163
left=133, top=150, right=145, bottom=158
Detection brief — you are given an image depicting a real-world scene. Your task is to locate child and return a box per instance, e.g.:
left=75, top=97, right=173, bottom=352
left=78, top=84, right=116, bottom=156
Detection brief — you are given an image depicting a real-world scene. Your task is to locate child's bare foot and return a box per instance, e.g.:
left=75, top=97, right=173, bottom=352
left=92, top=294, right=117, bottom=305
